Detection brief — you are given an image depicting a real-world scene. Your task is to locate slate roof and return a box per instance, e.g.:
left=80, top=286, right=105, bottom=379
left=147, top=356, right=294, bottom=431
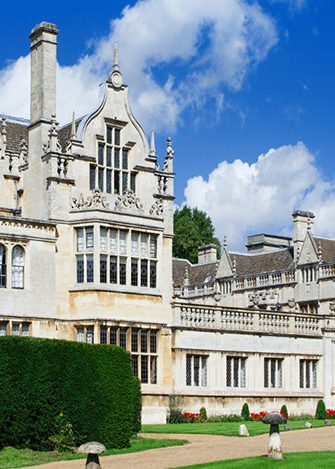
left=313, top=237, right=335, bottom=263
left=59, top=118, right=83, bottom=151
left=1, top=116, right=29, bottom=152
left=173, top=258, right=218, bottom=287
left=229, top=248, right=294, bottom=277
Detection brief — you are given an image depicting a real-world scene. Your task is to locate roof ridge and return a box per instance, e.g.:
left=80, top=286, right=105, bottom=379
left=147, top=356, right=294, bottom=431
left=0, top=114, right=30, bottom=125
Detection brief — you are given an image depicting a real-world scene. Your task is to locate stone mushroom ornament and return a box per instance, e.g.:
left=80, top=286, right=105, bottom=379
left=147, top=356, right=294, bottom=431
left=262, top=413, right=287, bottom=460
left=78, top=441, right=106, bottom=469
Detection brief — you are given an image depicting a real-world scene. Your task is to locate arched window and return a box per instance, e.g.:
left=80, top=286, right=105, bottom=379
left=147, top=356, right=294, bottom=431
left=11, top=245, right=24, bottom=289
left=0, top=244, right=6, bottom=287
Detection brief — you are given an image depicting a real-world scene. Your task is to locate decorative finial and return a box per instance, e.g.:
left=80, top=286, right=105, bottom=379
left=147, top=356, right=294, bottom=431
left=223, top=236, right=227, bottom=250
left=71, top=111, right=76, bottom=140
left=318, top=241, right=323, bottom=263
left=113, top=41, right=119, bottom=71
left=232, top=258, right=237, bottom=276
left=163, top=137, right=174, bottom=172
left=307, top=217, right=312, bottom=231
left=183, top=266, right=190, bottom=287
left=149, top=128, right=156, bottom=157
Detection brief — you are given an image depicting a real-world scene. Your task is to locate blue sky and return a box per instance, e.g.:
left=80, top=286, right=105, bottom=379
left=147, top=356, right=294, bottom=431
left=0, top=0, right=334, bottom=249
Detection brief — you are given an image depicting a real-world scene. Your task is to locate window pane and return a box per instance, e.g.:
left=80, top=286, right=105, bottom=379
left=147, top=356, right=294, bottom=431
left=300, top=360, right=304, bottom=388
left=114, top=128, right=121, bottom=146
left=0, top=244, right=6, bottom=288
left=120, top=258, right=127, bottom=285
left=77, top=327, right=84, bottom=342
left=141, top=259, right=148, bottom=287
left=76, top=228, right=84, bottom=252
left=114, top=148, right=120, bottom=168
left=130, top=172, right=136, bottom=192
left=100, top=227, right=107, bottom=252
left=86, top=255, right=94, bottom=283
left=12, top=323, right=20, bottom=336
left=150, top=330, right=157, bottom=353
left=86, top=326, right=94, bottom=344
left=109, top=229, right=117, bottom=254
left=201, top=356, right=207, bottom=386
left=141, top=234, right=148, bottom=257
left=131, top=232, right=139, bottom=256
left=131, top=258, right=138, bottom=286
left=12, top=245, right=24, bottom=289
left=89, top=164, right=96, bottom=190
left=120, top=328, right=127, bottom=349
left=150, top=236, right=157, bottom=258
left=150, top=356, right=157, bottom=384
left=193, top=356, right=200, bottom=386
left=107, top=127, right=113, bottom=144
left=241, top=359, right=246, bottom=387
left=114, top=170, right=120, bottom=194
left=106, top=146, right=112, bottom=167
left=110, top=256, right=117, bottom=284
left=141, top=355, right=148, bottom=383
left=100, top=326, right=108, bottom=344
left=122, top=172, right=128, bottom=192
left=86, top=227, right=94, bottom=251
left=98, top=143, right=104, bottom=165
left=100, top=255, right=107, bottom=283
left=264, top=358, right=269, bottom=388
left=76, top=255, right=84, bottom=283
left=122, top=149, right=128, bottom=169
left=98, top=167, right=104, bottom=191
left=131, top=329, right=139, bottom=353
left=186, top=355, right=192, bottom=386
left=150, top=261, right=157, bottom=288
left=132, top=355, right=139, bottom=377
left=119, top=231, right=127, bottom=255
left=22, top=323, right=30, bottom=337
left=227, top=357, right=232, bottom=387
left=110, top=327, right=117, bottom=345
left=141, top=330, right=148, bottom=353
left=106, top=169, right=111, bottom=193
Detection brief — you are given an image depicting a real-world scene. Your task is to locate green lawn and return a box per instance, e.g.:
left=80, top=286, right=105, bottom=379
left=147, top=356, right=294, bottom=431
left=142, top=419, right=334, bottom=436
left=177, top=451, right=335, bottom=468
left=0, top=437, right=187, bottom=468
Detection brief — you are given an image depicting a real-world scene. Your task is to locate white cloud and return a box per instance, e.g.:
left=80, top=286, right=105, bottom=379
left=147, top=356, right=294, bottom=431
left=0, top=0, right=277, bottom=131
left=184, top=142, right=335, bottom=250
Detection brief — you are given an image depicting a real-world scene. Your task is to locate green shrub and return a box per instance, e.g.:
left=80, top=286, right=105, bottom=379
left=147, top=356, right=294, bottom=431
left=280, top=404, right=288, bottom=419
left=199, top=407, right=207, bottom=422
left=0, top=336, right=140, bottom=450
left=315, top=399, right=327, bottom=419
left=132, top=378, right=142, bottom=434
left=48, top=412, right=79, bottom=452
left=207, top=414, right=243, bottom=423
left=241, top=403, right=250, bottom=421
left=168, top=409, right=185, bottom=424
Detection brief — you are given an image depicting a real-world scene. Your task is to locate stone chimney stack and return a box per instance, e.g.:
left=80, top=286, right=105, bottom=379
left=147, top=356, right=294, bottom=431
left=292, top=210, right=315, bottom=260
left=198, top=244, right=217, bottom=264
left=30, top=22, right=58, bottom=124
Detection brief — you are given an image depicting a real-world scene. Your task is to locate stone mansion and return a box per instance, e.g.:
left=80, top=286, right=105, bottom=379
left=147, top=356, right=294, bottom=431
left=1, top=22, right=335, bottom=423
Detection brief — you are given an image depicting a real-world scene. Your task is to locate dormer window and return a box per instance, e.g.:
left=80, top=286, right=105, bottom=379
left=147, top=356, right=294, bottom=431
left=89, top=126, right=136, bottom=194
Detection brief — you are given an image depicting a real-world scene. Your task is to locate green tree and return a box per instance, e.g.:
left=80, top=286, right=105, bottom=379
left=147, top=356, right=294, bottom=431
left=173, top=206, right=221, bottom=263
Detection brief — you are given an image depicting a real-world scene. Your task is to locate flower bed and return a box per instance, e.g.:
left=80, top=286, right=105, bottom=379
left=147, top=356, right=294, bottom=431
left=326, top=409, right=335, bottom=418
left=183, top=412, right=200, bottom=423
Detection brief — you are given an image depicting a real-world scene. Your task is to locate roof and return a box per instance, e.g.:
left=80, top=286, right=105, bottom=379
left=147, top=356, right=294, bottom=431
left=313, top=236, right=335, bottom=263
left=229, top=248, right=294, bottom=277
left=173, top=258, right=218, bottom=287
left=1, top=116, right=29, bottom=152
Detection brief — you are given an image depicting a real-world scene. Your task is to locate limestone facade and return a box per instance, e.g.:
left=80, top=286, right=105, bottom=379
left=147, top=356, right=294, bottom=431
left=1, top=22, right=335, bottom=424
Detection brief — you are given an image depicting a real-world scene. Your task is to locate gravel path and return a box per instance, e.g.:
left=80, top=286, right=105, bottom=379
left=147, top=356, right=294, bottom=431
left=24, top=426, right=335, bottom=469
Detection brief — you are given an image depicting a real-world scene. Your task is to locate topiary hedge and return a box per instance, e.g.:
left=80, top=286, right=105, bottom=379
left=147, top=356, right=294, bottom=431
left=0, top=336, right=141, bottom=450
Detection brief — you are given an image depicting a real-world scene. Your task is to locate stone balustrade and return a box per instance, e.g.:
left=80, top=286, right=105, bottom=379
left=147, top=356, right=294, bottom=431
left=319, top=263, right=335, bottom=278
left=176, top=281, right=215, bottom=298
left=174, top=302, right=323, bottom=337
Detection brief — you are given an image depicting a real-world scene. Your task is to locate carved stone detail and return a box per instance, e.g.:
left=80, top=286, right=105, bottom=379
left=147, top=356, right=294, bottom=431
left=71, top=189, right=109, bottom=210
left=115, top=189, right=143, bottom=210
left=43, top=114, right=62, bottom=154
left=149, top=199, right=163, bottom=217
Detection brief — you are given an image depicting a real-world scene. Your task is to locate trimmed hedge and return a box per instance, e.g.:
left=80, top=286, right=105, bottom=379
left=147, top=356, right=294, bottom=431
left=315, top=399, right=327, bottom=420
left=0, top=336, right=141, bottom=450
